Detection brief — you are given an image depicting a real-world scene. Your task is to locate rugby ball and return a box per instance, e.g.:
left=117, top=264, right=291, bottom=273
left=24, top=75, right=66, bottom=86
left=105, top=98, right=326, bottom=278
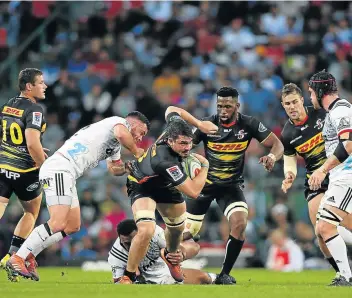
left=182, top=155, right=202, bottom=179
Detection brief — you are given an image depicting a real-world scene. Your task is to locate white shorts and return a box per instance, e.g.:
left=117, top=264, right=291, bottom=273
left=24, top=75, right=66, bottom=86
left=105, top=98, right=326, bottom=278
left=319, top=183, right=352, bottom=214
left=39, top=154, right=79, bottom=208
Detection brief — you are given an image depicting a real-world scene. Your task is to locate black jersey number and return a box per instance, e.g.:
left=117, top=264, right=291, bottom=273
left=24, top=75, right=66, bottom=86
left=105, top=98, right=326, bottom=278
left=2, top=119, right=23, bottom=145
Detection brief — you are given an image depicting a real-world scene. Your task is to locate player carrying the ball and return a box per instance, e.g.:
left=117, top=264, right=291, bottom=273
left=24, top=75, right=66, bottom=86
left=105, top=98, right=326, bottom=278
left=117, top=108, right=217, bottom=284
left=167, top=86, right=284, bottom=284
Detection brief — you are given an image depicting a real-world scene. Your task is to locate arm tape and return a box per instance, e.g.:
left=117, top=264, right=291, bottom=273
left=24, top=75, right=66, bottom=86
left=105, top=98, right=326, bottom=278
left=283, top=155, right=297, bottom=176
left=333, top=141, right=350, bottom=163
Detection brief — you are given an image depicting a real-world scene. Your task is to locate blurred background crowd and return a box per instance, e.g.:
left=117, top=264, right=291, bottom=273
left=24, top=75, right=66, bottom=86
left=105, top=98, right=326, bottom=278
left=0, top=1, right=352, bottom=269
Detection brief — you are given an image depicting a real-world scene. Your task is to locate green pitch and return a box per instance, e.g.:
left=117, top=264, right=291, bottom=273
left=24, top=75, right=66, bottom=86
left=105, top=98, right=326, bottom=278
left=1, top=268, right=351, bottom=298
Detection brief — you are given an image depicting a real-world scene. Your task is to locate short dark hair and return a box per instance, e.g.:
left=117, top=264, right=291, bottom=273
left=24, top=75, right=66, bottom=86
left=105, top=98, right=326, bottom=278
left=126, top=111, right=151, bottom=130
left=216, top=86, right=239, bottom=99
left=281, top=83, right=303, bottom=101
left=165, top=119, right=193, bottom=140
left=18, top=68, right=43, bottom=91
left=117, top=219, right=137, bottom=236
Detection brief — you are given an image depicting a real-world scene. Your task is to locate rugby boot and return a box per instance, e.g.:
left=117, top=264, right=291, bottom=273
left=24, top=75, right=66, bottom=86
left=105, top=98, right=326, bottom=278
left=26, top=253, right=39, bottom=281
left=1, top=253, right=19, bottom=282
left=214, top=273, right=236, bottom=285
left=160, top=248, right=184, bottom=282
left=6, top=254, right=32, bottom=279
left=329, top=275, right=352, bottom=286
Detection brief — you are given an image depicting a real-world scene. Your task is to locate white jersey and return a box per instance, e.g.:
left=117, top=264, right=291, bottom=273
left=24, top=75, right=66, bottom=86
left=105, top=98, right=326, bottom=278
left=108, top=225, right=172, bottom=284
left=57, top=117, right=128, bottom=178
left=322, top=98, right=352, bottom=183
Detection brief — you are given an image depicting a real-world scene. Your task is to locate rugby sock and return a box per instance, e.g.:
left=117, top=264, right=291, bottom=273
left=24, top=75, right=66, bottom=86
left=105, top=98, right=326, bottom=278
left=220, top=235, right=244, bottom=276
left=16, top=223, right=52, bottom=260
left=325, top=234, right=352, bottom=279
left=32, top=231, right=67, bottom=257
left=337, top=226, right=352, bottom=245
left=123, top=269, right=137, bottom=282
left=326, top=257, right=339, bottom=273
left=9, top=235, right=26, bottom=254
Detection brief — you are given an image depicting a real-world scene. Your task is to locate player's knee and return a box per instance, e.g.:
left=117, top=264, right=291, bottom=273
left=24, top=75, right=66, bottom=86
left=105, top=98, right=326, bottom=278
left=230, top=216, right=247, bottom=234
left=137, top=222, right=155, bottom=242
left=163, top=212, right=187, bottom=231
left=316, top=206, right=342, bottom=238
left=184, top=213, right=204, bottom=237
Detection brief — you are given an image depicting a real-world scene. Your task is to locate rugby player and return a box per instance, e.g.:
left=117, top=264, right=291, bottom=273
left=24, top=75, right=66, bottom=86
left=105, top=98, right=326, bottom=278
left=0, top=68, right=48, bottom=282
left=118, top=111, right=217, bottom=284
left=308, top=70, right=352, bottom=286
left=109, top=219, right=216, bottom=284
left=6, top=111, right=149, bottom=281
left=168, top=86, right=284, bottom=284
left=280, top=82, right=352, bottom=281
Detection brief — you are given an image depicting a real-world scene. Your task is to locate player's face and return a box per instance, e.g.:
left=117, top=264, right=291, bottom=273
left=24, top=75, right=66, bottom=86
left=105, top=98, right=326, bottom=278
left=308, top=87, right=320, bottom=109
left=217, top=97, right=239, bottom=124
left=281, top=93, right=305, bottom=121
left=119, top=230, right=137, bottom=251
left=131, top=120, right=148, bottom=143
left=31, top=75, right=47, bottom=100
left=168, top=135, right=193, bottom=158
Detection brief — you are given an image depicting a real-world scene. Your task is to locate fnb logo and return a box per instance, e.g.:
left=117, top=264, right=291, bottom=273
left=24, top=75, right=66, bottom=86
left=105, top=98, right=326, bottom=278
left=295, top=133, right=324, bottom=153
left=2, top=106, right=24, bottom=117
left=208, top=141, right=249, bottom=152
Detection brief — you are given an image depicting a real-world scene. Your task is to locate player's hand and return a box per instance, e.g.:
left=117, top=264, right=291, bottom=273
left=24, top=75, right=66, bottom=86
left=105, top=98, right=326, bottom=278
left=165, top=250, right=184, bottom=265
left=198, top=121, right=218, bottom=134
left=259, top=154, right=276, bottom=172
left=192, top=153, right=209, bottom=167
left=308, top=167, right=327, bottom=191
left=134, top=148, right=145, bottom=159
left=281, top=171, right=295, bottom=193
left=43, top=148, right=50, bottom=159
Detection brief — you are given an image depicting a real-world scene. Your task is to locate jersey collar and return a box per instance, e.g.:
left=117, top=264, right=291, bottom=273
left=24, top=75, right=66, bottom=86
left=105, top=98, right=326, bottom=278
left=328, top=97, right=341, bottom=111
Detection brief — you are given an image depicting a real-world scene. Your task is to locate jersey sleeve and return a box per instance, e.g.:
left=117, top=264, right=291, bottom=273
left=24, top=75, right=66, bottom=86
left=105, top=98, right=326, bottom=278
left=154, top=161, right=188, bottom=187
left=248, top=117, right=272, bottom=143
left=330, top=102, right=352, bottom=137
left=25, top=104, right=44, bottom=131
left=154, top=225, right=166, bottom=249
left=281, top=129, right=296, bottom=156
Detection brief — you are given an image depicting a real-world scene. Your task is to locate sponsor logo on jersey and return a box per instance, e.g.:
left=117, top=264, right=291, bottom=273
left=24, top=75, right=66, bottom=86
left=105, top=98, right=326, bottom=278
left=337, top=117, right=351, bottom=132
left=234, top=129, right=247, bottom=140
left=290, top=135, right=302, bottom=144
left=166, top=165, right=184, bottom=181
left=295, top=132, right=324, bottom=153
left=2, top=106, right=24, bottom=117
left=258, top=122, right=267, bottom=132
left=32, top=112, right=42, bottom=127
left=208, top=140, right=249, bottom=152
left=0, top=168, right=20, bottom=180
left=314, top=118, right=324, bottom=130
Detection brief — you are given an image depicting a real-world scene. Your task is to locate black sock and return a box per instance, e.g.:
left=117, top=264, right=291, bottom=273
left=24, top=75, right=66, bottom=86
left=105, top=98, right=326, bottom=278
left=124, top=269, right=136, bottom=282
left=9, top=235, right=26, bottom=254
left=61, top=231, right=67, bottom=238
left=220, top=235, right=244, bottom=276
left=327, top=257, right=340, bottom=273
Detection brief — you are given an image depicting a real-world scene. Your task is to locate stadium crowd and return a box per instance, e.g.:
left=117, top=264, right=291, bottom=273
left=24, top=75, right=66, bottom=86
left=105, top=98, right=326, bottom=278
left=1, top=1, right=352, bottom=269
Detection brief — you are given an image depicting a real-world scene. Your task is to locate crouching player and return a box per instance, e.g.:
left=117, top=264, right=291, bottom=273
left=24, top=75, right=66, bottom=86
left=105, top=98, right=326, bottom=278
left=108, top=219, right=216, bottom=284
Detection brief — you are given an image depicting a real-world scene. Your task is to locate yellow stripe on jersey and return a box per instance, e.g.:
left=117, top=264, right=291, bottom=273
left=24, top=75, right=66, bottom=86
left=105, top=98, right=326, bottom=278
left=0, top=151, right=20, bottom=159
left=127, top=175, right=138, bottom=183
left=214, top=153, right=243, bottom=161
left=295, top=132, right=324, bottom=154
left=305, top=143, right=325, bottom=158
left=2, top=106, right=24, bottom=117
left=0, top=164, right=37, bottom=173
left=209, top=171, right=235, bottom=179
left=207, top=140, right=249, bottom=152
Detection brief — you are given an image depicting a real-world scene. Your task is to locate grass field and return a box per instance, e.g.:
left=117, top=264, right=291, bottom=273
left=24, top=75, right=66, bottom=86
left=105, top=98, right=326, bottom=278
left=1, top=267, right=351, bottom=298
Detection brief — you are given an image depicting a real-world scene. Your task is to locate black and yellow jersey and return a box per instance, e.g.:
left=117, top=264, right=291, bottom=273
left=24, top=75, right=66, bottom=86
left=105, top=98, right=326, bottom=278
left=0, top=96, right=46, bottom=173
left=281, top=106, right=327, bottom=179
left=127, top=112, right=188, bottom=190
left=193, top=113, right=272, bottom=185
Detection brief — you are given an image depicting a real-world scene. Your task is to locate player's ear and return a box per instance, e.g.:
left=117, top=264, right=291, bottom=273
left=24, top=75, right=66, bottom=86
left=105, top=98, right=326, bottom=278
left=236, top=102, right=240, bottom=109
left=300, top=97, right=304, bottom=104
left=25, top=82, right=32, bottom=91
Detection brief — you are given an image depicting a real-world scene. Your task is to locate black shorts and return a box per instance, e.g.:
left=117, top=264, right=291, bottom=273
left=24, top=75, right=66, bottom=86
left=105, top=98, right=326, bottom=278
left=186, top=183, right=246, bottom=216
left=127, top=181, right=184, bottom=205
left=0, top=169, right=42, bottom=201
left=304, top=176, right=329, bottom=202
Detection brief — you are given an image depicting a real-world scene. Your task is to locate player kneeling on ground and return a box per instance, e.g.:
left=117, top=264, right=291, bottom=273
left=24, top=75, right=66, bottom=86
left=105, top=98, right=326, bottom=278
left=109, top=219, right=216, bottom=284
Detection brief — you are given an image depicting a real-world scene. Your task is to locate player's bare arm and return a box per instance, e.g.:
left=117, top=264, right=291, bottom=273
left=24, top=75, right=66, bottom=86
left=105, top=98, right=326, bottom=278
left=309, top=131, right=352, bottom=190
left=175, top=153, right=209, bottom=199
left=259, top=133, right=284, bottom=172
left=25, top=128, right=46, bottom=167
left=107, top=159, right=127, bottom=176
left=165, top=106, right=218, bottom=134
left=281, top=155, right=298, bottom=193
left=114, top=124, right=144, bottom=158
